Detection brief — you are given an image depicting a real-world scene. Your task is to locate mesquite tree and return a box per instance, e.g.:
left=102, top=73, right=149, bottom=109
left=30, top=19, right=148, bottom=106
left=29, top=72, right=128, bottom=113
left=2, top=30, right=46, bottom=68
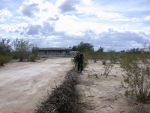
left=13, top=38, right=31, bottom=61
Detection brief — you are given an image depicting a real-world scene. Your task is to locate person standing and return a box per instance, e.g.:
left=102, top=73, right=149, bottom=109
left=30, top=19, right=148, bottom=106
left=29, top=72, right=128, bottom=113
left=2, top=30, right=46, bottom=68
left=77, top=53, right=84, bottom=73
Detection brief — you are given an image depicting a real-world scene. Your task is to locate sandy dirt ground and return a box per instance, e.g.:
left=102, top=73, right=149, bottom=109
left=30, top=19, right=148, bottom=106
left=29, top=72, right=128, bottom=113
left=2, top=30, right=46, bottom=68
left=77, top=60, right=150, bottom=113
left=0, top=58, right=73, bottom=113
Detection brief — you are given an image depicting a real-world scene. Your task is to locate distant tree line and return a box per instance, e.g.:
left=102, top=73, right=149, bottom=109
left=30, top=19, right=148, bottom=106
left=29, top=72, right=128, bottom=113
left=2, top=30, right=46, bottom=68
left=0, top=38, right=38, bottom=66
left=1, top=38, right=149, bottom=66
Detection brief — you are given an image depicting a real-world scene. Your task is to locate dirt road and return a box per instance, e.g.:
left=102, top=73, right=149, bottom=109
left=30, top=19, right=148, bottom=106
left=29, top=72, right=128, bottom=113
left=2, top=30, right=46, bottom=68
left=0, top=58, right=73, bottom=113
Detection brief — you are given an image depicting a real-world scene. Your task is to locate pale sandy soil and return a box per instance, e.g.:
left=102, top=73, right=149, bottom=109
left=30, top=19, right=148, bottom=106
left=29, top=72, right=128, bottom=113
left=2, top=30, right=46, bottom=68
left=0, top=58, right=73, bottom=113
left=77, top=60, right=150, bottom=113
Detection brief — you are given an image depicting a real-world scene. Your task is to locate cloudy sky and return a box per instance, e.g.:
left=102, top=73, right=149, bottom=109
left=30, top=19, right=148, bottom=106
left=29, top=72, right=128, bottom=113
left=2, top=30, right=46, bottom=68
left=0, top=0, right=150, bottom=51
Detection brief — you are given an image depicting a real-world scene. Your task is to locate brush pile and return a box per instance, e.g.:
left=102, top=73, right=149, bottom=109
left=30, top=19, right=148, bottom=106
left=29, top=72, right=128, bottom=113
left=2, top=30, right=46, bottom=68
left=35, top=68, right=81, bottom=113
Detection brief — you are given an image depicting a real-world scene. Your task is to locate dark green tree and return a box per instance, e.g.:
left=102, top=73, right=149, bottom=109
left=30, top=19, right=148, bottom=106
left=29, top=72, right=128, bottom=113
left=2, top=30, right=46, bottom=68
left=0, top=39, right=12, bottom=66
left=0, top=39, right=11, bottom=56
left=32, top=46, right=39, bottom=56
left=128, top=48, right=141, bottom=53
left=73, top=42, right=94, bottom=52
left=96, top=47, right=104, bottom=52
left=72, top=46, right=78, bottom=51
left=30, top=46, right=39, bottom=62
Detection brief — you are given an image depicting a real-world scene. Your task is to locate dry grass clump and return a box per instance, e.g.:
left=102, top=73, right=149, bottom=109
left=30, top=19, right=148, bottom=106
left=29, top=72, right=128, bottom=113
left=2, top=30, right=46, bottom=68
left=35, top=69, right=82, bottom=113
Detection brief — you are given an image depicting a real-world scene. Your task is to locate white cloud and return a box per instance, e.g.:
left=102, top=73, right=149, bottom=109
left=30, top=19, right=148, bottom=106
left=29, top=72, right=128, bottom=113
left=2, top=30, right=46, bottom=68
left=0, top=24, right=17, bottom=32
left=55, top=14, right=136, bottom=36
left=114, top=17, right=141, bottom=23
left=0, top=0, right=150, bottom=51
left=22, top=0, right=46, bottom=5
left=142, top=27, right=150, bottom=38
left=144, top=16, right=150, bottom=22
left=92, top=0, right=150, bottom=13
left=18, top=0, right=59, bottom=23
left=36, top=1, right=59, bottom=22
left=55, top=15, right=84, bottom=35
left=0, top=8, right=12, bottom=22
left=81, top=0, right=92, bottom=6
left=76, top=3, right=123, bottom=20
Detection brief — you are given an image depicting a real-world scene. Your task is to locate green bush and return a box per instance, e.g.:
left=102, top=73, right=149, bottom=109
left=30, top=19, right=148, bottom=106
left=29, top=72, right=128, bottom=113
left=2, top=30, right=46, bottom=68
left=0, top=55, right=11, bottom=66
left=120, top=53, right=150, bottom=103
left=27, top=54, right=40, bottom=62
left=83, top=50, right=95, bottom=68
left=107, top=51, right=119, bottom=64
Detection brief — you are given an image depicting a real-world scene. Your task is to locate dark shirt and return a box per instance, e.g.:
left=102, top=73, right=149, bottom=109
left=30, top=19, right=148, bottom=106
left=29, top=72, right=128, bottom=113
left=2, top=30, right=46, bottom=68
left=78, top=54, right=84, bottom=63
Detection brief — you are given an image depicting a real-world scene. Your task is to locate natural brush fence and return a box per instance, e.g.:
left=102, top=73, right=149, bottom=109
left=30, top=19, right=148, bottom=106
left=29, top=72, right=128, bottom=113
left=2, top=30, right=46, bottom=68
left=35, top=68, right=82, bottom=113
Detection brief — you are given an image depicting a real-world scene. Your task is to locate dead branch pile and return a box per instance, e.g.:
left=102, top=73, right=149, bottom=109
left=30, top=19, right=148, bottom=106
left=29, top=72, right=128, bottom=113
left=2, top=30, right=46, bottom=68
left=35, top=68, right=81, bottom=113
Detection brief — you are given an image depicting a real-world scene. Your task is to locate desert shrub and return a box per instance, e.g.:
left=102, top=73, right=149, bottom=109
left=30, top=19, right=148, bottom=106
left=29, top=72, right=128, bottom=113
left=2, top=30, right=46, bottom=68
left=92, top=52, right=100, bottom=62
left=11, top=51, right=19, bottom=59
left=101, top=64, right=113, bottom=77
left=83, top=53, right=88, bottom=69
left=107, top=50, right=118, bottom=64
left=28, top=55, right=37, bottom=62
left=0, top=39, right=12, bottom=65
left=84, top=50, right=93, bottom=59
left=120, top=53, right=150, bottom=103
left=101, top=53, right=109, bottom=65
left=28, top=47, right=39, bottom=62
left=93, top=52, right=103, bottom=62
left=0, top=55, right=11, bottom=66
left=83, top=50, right=93, bottom=68
left=13, top=38, right=31, bottom=61
left=93, top=52, right=104, bottom=62
left=0, top=39, right=12, bottom=56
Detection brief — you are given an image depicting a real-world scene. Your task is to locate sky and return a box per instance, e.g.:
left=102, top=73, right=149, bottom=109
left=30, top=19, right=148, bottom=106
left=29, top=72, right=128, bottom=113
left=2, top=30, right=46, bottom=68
left=0, top=0, right=150, bottom=51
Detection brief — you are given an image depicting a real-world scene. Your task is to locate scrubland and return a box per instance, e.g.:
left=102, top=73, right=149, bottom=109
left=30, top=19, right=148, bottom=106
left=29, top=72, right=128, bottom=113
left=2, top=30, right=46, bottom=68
left=0, top=52, right=150, bottom=113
